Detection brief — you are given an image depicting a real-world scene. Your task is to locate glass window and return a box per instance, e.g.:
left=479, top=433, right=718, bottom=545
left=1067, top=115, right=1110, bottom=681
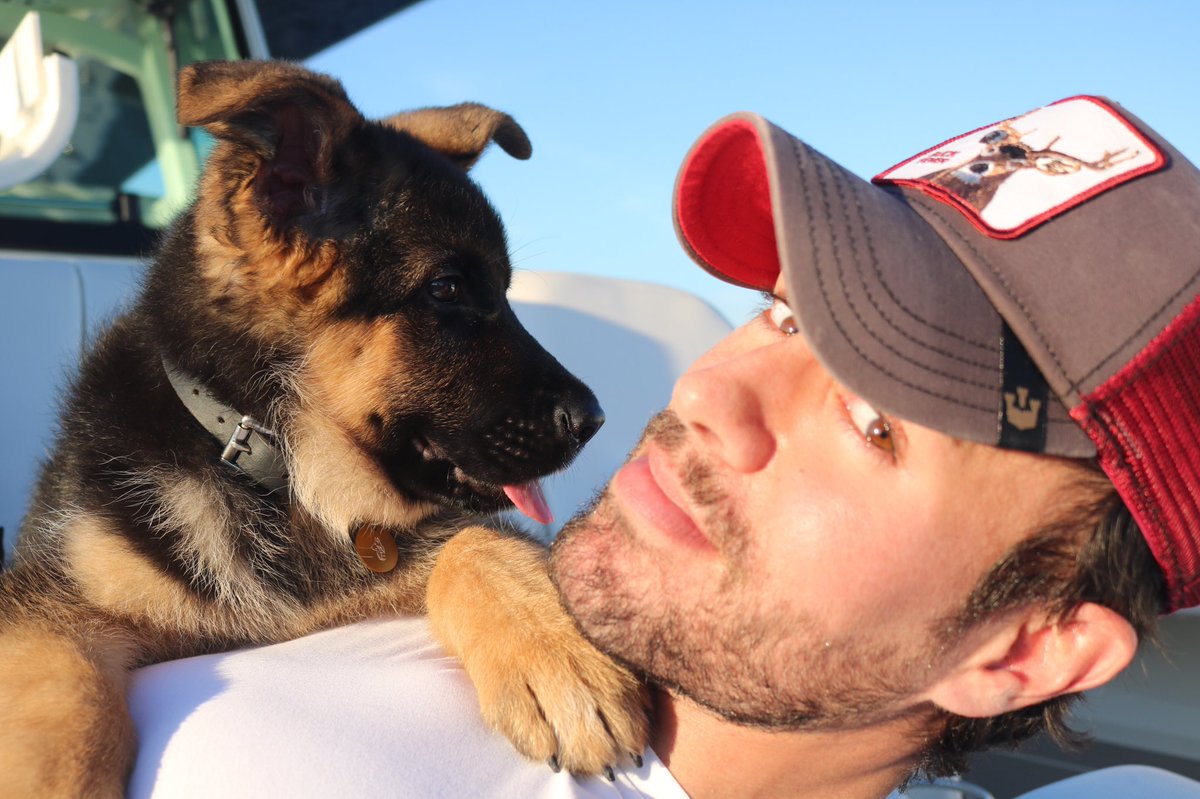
left=0, top=0, right=240, bottom=253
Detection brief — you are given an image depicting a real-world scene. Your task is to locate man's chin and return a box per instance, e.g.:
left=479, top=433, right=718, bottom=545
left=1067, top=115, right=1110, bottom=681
left=551, top=494, right=728, bottom=707
left=550, top=490, right=654, bottom=657
left=551, top=496, right=937, bottom=734
left=549, top=490, right=624, bottom=614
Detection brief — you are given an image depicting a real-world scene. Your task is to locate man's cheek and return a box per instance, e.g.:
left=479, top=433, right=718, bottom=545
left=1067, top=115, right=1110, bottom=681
left=755, top=493, right=894, bottom=624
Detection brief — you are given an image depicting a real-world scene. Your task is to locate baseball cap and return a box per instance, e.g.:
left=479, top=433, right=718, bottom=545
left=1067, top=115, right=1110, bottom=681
left=672, top=97, right=1200, bottom=612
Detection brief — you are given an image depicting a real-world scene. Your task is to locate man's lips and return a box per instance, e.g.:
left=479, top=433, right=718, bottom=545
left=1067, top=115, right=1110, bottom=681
left=611, top=447, right=714, bottom=552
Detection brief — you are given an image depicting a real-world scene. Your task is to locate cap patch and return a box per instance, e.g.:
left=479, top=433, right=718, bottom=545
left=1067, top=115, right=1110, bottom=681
left=873, top=96, right=1165, bottom=239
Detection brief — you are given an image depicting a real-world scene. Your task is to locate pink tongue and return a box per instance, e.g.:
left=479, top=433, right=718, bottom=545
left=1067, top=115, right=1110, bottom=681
left=503, top=481, right=553, bottom=525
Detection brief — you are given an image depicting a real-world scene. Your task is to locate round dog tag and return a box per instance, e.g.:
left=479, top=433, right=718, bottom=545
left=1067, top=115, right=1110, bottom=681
left=354, top=525, right=399, bottom=574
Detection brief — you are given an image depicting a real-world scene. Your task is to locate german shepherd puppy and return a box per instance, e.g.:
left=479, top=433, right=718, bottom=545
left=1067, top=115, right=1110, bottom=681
left=0, top=60, right=646, bottom=797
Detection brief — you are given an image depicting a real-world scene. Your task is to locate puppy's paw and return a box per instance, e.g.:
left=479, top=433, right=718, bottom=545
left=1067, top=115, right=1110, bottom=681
left=426, top=526, right=650, bottom=776
left=470, top=620, right=650, bottom=776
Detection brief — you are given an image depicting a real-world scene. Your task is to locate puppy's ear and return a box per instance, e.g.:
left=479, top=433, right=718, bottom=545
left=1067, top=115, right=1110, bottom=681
left=177, top=60, right=363, bottom=227
left=383, top=103, right=531, bottom=170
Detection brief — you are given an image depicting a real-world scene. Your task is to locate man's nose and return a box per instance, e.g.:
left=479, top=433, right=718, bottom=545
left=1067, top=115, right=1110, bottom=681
left=669, top=346, right=778, bottom=474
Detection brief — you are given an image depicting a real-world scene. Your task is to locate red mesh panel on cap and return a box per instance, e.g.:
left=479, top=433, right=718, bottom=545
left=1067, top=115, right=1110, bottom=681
left=1072, top=295, right=1200, bottom=612
left=675, top=118, right=780, bottom=290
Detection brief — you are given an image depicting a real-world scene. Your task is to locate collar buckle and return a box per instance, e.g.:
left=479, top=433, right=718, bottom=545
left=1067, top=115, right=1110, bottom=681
left=221, top=415, right=278, bottom=469
left=163, top=357, right=290, bottom=494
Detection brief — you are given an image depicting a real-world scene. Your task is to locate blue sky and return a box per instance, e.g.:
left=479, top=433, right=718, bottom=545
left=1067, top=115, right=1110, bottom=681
left=310, top=0, right=1200, bottom=326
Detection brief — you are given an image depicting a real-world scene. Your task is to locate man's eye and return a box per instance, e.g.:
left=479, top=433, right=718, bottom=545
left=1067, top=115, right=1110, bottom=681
left=865, top=417, right=895, bottom=454
left=768, top=298, right=799, bottom=336
left=845, top=397, right=895, bottom=456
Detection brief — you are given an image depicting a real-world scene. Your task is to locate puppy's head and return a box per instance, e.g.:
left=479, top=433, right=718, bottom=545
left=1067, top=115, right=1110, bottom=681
left=175, top=60, right=601, bottom=529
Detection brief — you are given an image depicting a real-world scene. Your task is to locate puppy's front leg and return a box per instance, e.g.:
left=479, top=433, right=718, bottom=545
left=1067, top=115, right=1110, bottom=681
left=0, top=617, right=137, bottom=798
left=426, top=526, right=649, bottom=775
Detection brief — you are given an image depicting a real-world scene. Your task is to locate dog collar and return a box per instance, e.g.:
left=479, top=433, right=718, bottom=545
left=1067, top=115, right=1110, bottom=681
left=162, top=359, right=290, bottom=494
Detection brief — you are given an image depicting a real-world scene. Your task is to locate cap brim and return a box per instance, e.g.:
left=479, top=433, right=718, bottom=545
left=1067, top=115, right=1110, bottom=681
left=673, top=113, right=1091, bottom=455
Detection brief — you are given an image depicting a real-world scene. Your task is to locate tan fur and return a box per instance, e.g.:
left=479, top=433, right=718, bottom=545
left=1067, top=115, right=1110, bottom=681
left=304, top=318, right=409, bottom=437
left=65, top=512, right=298, bottom=646
left=428, top=527, right=650, bottom=774
left=286, top=408, right=439, bottom=536
left=176, top=61, right=357, bottom=198
left=195, top=177, right=347, bottom=340
left=0, top=621, right=137, bottom=799
left=286, top=321, right=437, bottom=531
left=156, top=475, right=283, bottom=610
left=67, top=516, right=212, bottom=636
left=301, top=549, right=440, bottom=633
left=384, top=103, right=532, bottom=168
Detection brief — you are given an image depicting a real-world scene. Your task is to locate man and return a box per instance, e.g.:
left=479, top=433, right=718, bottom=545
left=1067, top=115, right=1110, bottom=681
left=129, top=96, right=1199, bottom=798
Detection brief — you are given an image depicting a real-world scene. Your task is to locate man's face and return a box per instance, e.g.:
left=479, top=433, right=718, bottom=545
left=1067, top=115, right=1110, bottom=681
left=550, top=278, right=1082, bottom=729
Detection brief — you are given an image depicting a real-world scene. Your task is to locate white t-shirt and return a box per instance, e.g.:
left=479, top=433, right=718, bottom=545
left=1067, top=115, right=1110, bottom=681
left=127, top=617, right=690, bottom=799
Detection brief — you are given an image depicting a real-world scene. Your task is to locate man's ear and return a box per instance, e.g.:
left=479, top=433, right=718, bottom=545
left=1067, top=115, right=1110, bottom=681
left=925, top=602, right=1138, bottom=718
left=177, top=60, right=363, bottom=229
left=382, top=103, right=532, bottom=170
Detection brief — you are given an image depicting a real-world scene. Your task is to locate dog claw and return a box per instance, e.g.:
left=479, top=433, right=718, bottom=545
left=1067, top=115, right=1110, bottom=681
left=602, top=765, right=616, bottom=782
left=548, top=754, right=561, bottom=773
left=631, top=753, right=643, bottom=769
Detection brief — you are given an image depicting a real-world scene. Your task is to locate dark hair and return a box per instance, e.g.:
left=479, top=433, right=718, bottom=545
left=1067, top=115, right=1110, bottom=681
left=916, top=459, right=1168, bottom=779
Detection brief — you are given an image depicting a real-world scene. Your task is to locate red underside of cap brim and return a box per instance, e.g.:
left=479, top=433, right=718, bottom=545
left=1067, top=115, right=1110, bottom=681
left=675, top=118, right=781, bottom=292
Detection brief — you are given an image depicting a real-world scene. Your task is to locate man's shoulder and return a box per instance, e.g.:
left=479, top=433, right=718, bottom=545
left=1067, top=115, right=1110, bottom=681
left=127, top=617, right=687, bottom=799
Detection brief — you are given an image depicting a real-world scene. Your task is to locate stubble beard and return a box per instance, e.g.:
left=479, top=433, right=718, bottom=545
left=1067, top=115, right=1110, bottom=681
left=550, top=410, right=936, bottom=731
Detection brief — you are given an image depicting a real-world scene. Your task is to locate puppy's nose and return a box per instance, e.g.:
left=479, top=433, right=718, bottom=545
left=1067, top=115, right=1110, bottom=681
left=556, top=393, right=605, bottom=447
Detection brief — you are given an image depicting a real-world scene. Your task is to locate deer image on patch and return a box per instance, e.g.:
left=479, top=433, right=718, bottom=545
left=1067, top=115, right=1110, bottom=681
left=925, top=120, right=1137, bottom=212
left=875, top=97, right=1165, bottom=238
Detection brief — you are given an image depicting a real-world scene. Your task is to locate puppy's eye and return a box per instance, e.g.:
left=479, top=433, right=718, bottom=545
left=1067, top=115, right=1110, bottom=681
left=768, top=297, right=799, bottom=336
left=427, top=276, right=460, bottom=303
left=845, top=396, right=895, bottom=456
